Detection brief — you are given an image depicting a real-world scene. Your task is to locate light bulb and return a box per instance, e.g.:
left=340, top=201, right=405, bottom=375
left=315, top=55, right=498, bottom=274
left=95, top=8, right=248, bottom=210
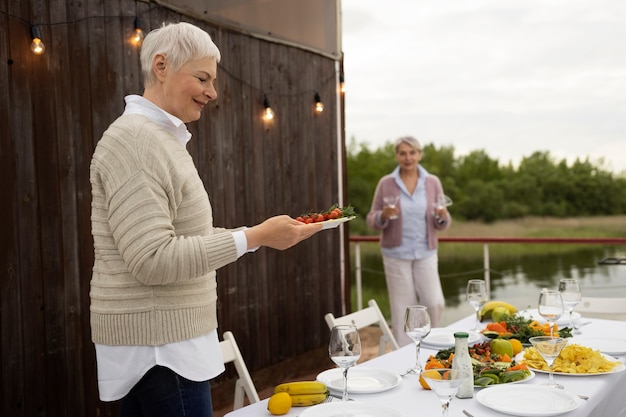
left=131, top=18, right=144, bottom=46
left=30, top=26, right=45, bottom=55
left=31, top=38, right=45, bottom=55
left=263, top=107, right=275, bottom=121
left=263, top=95, right=274, bottom=121
left=131, top=28, right=144, bottom=45
left=314, top=93, right=324, bottom=113
left=340, top=74, right=346, bottom=94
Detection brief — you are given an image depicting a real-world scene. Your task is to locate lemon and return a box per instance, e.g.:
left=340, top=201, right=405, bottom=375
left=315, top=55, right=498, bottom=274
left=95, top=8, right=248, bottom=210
left=267, top=392, right=292, bottom=415
left=509, top=338, right=523, bottom=356
left=419, top=369, right=443, bottom=390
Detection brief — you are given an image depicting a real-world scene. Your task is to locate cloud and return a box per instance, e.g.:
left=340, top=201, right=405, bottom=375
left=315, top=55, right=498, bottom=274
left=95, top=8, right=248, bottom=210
left=342, top=0, right=626, bottom=173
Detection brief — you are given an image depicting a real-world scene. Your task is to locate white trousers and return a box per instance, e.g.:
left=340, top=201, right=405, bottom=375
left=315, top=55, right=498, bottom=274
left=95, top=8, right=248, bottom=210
left=382, top=254, right=445, bottom=346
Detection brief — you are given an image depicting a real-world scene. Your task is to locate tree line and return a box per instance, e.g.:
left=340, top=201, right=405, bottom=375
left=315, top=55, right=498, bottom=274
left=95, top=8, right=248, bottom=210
left=346, top=139, right=626, bottom=232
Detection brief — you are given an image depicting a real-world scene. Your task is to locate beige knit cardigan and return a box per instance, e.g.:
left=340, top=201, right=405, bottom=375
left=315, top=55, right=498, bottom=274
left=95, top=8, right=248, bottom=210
left=90, top=114, right=238, bottom=346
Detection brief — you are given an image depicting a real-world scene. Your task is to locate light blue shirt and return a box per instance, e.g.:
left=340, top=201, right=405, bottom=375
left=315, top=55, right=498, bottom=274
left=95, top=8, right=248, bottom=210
left=381, top=165, right=436, bottom=260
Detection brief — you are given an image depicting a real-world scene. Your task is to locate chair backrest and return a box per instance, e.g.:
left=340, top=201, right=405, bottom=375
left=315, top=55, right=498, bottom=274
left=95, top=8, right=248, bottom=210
left=219, top=331, right=261, bottom=410
left=574, top=297, right=626, bottom=320
left=324, top=299, right=399, bottom=355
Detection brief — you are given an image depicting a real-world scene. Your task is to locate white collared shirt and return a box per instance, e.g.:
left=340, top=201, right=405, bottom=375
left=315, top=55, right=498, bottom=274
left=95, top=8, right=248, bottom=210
left=95, top=95, right=249, bottom=401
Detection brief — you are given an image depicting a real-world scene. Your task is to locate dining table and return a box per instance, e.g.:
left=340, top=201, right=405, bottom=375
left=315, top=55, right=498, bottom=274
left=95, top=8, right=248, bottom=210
left=224, top=313, right=626, bottom=416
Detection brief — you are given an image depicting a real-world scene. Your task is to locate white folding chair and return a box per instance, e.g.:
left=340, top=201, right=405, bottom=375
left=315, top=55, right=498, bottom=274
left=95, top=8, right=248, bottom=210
left=325, top=299, right=399, bottom=355
left=219, top=331, right=261, bottom=410
left=574, top=296, right=626, bottom=320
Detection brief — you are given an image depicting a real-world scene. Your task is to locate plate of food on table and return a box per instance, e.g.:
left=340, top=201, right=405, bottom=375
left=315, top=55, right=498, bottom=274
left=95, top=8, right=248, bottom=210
left=425, top=338, right=535, bottom=388
left=476, top=300, right=624, bottom=377
left=515, top=344, right=625, bottom=376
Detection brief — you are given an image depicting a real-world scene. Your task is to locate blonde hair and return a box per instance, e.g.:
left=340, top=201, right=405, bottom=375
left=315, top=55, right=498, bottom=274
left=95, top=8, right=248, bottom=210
left=140, top=22, right=221, bottom=87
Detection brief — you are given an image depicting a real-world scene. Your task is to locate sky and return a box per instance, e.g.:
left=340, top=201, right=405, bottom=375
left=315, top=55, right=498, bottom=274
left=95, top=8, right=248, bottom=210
left=341, top=0, right=626, bottom=174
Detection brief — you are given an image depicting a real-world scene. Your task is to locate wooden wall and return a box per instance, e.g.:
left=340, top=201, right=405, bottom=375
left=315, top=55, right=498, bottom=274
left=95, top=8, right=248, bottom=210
left=0, top=0, right=349, bottom=415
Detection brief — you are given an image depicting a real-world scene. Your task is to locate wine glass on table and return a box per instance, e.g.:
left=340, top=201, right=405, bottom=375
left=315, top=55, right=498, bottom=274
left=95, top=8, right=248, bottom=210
left=383, top=195, right=400, bottom=219
left=559, top=278, right=582, bottom=334
left=466, top=279, right=488, bottom=332
left=328, top=325, right=361, bottom=401
left=538, top=289, right=564, bottom=338
left=529, top=336, right=568, bottom=389
left=404, top=305, right=431, bottom=375
left=421, top=368, right=470, bottom=417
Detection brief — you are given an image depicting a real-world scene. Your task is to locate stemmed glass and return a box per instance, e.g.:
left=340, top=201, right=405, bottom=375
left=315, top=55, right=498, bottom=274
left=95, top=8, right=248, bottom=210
left=466, top=279, right=489, bottom=332
left=421, top=369, right=470, bottom=417
left=404, top=305, right=431, bottom=375
left=383, top=195, right=400, bottom=219
left=328, top=325, right=361, bottom=401
left=538, top=290, right=564, bottom=338
left=559, top=278, right=582, bottom=334
left=435, top=194, right=453, bottom=210
left=529, top=336, right=568, bottom=389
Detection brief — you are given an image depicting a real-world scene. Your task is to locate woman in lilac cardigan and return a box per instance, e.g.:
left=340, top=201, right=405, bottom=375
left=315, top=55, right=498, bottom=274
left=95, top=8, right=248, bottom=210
left=366, top=136, right=451, bottom=346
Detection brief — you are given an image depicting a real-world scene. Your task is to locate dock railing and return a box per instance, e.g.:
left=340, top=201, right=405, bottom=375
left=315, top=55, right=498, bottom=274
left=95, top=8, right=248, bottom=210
left=350, top=236, right=626, bottom=310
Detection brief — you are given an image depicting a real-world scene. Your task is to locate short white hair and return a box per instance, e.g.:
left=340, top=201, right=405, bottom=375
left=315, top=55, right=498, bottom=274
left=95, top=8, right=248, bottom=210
left=140, top=22, right=221, bottom=87
left=394, top=136, right=422, bottom=153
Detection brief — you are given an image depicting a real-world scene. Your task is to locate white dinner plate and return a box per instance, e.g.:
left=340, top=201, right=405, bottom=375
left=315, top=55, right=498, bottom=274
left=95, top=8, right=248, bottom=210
left=476, top=384, right=582, bottom=416
left=569, top=336, right=626, bottom=355
left=320, top=216, right=355, bottom=230
left=518, top=309, right=581, bottom=327
left=515, top=351, right=625, bottom=375
left=421, top=328, right=482, bottom=349
left=298, top=401, right=403, bottom=417
left=316, top=367, right=401, bottom=394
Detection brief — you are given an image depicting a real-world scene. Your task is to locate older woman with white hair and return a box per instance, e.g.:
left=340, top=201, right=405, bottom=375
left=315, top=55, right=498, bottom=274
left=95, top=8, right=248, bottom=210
left=90, top=22, right=321, bottom=417
left=366, top=136, right=451, bottom=346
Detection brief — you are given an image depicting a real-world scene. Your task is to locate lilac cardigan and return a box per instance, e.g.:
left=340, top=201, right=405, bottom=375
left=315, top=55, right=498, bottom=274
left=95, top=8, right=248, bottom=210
left=366, top=173, right=451, bottom=250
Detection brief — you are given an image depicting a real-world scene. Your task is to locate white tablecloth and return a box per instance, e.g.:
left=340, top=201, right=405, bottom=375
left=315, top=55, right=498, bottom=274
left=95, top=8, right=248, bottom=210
left=225, top=314, right=626, bottom=416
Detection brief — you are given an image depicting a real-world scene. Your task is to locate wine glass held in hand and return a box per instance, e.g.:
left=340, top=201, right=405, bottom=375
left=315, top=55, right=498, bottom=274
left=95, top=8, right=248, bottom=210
left=329, top=325, right=361, bottom=401
left=383, top=195, right=400, bottom=220
left=466, top=279, right=488, bottom=332
left=529, top=336, right=568, bottom=389
left=559, top=278, right=582, bottom=334
left=538, top=290, right=564, bottom=338
left=421, top=368, right=470, bottom=417
left=404, top=305, right=431, bottom=375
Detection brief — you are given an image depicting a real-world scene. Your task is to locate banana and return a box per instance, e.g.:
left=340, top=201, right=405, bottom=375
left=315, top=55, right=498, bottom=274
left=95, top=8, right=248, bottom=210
left=274, top=381, right=328, bottom=396
left=290, top=392, right=330, bottom=406
left=479, top=301, right=518, bottom=321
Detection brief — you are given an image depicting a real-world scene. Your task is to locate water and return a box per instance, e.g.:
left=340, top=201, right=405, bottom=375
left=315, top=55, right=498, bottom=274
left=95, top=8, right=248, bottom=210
left=439, top=245, right=626, bottom=326
left=353, top=244, right=626, bottom=327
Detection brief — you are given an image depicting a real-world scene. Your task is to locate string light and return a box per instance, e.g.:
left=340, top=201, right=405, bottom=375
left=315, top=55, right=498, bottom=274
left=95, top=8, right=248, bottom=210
left=30, top=26, right=45, bottom=55
left=130, top=17, right=144, bottom=46
left=314, top=92, right=324, bottom=113
left=262, top=94, right=275, bottom=121
left=339, top=73, right=346, bottom=94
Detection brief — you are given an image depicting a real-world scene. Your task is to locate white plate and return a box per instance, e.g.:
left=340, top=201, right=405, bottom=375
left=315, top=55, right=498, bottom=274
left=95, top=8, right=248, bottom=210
left=421, top=328, right=483, bottom=349
left=519, top=309, right=581, bottom=327
left=515, top=351, right=626, bottom=375
left=316, top=367, right=401, bottom=394
left=476, top=384, right=582, bottom=416
left=475, top=369, right=536, bottom=388
left=569, top=336, right=626, bottom=355
left=299, top=401, right=403, bottom=417
left=320, top=216, right=355, bottom=230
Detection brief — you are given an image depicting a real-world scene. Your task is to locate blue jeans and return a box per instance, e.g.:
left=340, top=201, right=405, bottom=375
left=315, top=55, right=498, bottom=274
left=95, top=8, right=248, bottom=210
left=120, top=366, right=213, bottom=417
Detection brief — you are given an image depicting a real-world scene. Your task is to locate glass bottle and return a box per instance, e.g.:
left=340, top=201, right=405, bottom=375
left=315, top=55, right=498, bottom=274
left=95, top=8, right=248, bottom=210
left=451, top=332, right=474, bottom=398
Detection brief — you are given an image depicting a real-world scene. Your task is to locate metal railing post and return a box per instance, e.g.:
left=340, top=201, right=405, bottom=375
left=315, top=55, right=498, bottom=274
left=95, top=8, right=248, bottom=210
left=483, top=243, right=491, bottom=297
left=355, top=242, right=363, bottom=310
